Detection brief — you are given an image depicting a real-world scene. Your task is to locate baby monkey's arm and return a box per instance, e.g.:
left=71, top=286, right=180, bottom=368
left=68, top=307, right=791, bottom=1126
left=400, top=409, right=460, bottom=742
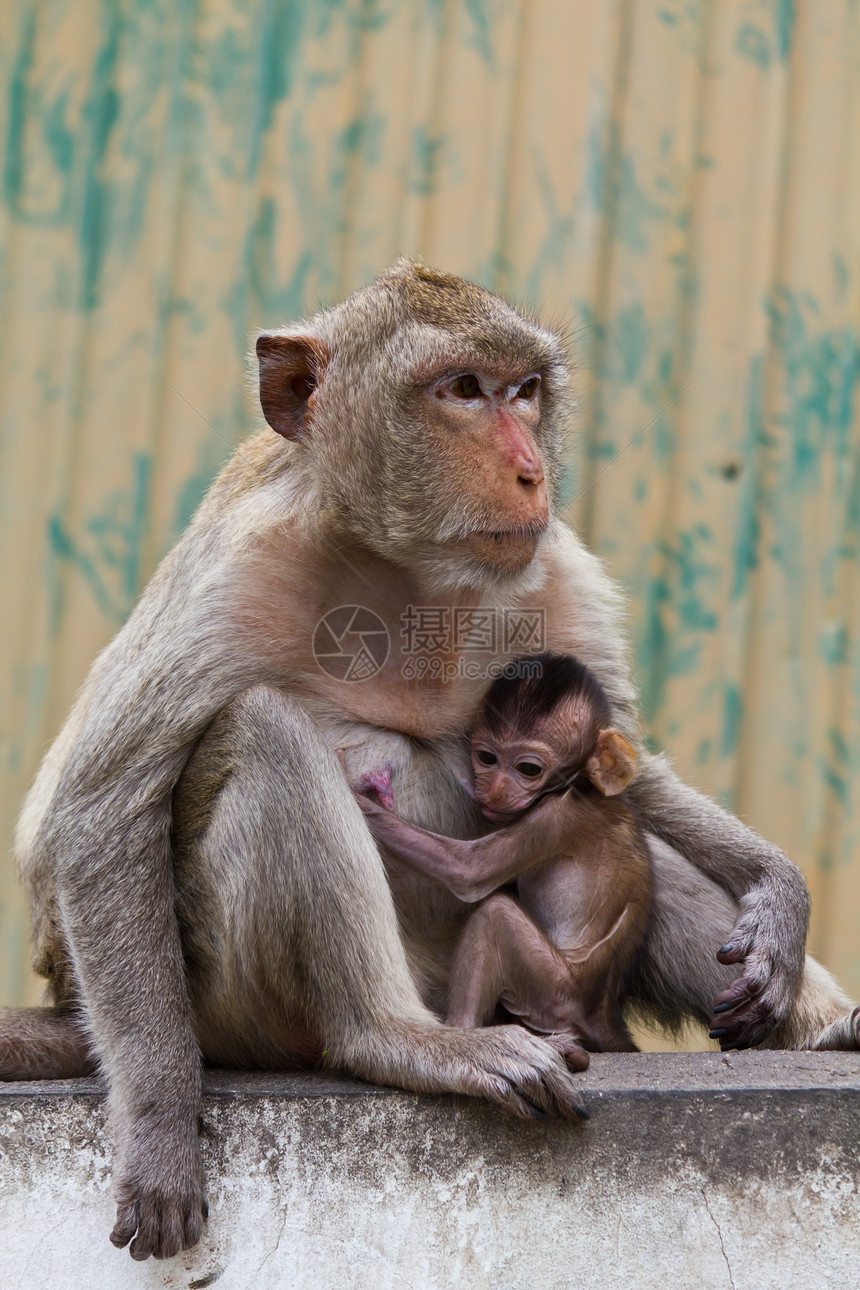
left=355, top=791, right=576, bottom=903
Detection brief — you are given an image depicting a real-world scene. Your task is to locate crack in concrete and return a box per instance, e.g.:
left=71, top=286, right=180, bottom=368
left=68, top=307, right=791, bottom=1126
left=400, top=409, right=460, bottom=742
left=254, top=1204, right=289, bottom=1277
left=701, top=1186, right=736, bottom=1290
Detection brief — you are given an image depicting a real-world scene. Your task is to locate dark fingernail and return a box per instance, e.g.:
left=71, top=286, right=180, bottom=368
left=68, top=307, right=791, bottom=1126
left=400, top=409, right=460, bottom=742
left=712, top=1003, right=733, bottom=1014
left=531, top=1109, right=547, bottom=1121
left=576, top=1107, right=590, bottom=1121
left=718, top=944, right=735, bottom=955
left=709, top=1028, right=728, bottom=1039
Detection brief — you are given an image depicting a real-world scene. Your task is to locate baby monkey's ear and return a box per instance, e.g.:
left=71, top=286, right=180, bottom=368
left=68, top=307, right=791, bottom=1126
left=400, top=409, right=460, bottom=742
left=586, top=729, right=637, bottom=796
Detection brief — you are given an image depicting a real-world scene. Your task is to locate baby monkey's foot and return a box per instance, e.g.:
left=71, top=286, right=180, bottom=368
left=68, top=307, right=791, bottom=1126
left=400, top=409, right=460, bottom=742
left=540, top=1031, right=591, bottom=1076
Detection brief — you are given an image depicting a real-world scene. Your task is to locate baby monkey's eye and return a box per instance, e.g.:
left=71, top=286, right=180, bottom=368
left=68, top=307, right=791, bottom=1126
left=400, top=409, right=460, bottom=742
left=516, top=762, right=543, bottom=778
left=475, top=749, right=497, bottom=766
left=449, top=374, right=482, bottom=399
left=517, top=376, right=540, bottom=400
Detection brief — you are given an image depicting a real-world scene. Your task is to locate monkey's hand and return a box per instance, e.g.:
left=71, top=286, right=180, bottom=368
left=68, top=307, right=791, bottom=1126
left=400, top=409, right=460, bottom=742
left=708, top=896, right=803, bottom=1049
left=110, top=1124, right=207, bottom=1260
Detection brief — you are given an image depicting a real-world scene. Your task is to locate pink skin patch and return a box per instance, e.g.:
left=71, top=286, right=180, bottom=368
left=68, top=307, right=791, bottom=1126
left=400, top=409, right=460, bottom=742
left=354, top=763, right=396, bottom=812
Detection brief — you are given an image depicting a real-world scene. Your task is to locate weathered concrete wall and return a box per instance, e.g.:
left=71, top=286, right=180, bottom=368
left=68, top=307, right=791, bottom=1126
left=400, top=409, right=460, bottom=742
left=2, top=1053, right=859, bottom=1290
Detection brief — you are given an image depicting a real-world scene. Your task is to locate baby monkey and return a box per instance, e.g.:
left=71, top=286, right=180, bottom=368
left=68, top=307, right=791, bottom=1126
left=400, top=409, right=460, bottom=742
left=358, top=653, right=651, bottom=1052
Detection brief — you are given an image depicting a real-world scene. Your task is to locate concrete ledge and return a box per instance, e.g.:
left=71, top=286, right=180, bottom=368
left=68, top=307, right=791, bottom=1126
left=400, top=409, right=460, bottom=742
left=2, top=1052, right=860, bottom=1289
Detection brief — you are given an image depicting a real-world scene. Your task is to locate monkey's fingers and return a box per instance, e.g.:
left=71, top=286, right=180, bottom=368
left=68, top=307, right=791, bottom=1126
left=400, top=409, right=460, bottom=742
left=716, top=942, right=747, bottom=966
left=111, top=1168, right=207, bottom=1260
left=118, top=1193, right=207, bottom=1261
left=711, top=974, right=757, bottom=1015
left=489, top=1067, right=589, bottom=1122
left=710, top=958, right=775, bottom=1048
left=110, top=1201, right=139, bottom=1251
left=709, top=998, right=773, bottom=1050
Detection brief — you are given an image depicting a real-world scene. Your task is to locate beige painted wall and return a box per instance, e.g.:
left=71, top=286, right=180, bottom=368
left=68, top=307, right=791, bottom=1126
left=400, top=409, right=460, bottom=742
left=1, top=1, right=859, bottom=1028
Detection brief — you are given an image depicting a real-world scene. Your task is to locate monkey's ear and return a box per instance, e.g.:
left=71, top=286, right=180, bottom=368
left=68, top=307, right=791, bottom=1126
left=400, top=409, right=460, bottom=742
left=256, top=334, right=330, bottom=440
left=586, top=729, right=637, bottom=797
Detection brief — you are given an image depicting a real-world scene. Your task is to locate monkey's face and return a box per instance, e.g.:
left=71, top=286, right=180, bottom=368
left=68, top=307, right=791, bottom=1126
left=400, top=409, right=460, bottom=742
left=470, top=728, right=569, bottom=822
left=255, top=261, right=572, bottom=591
left=410, top=367, right=549, bottom=574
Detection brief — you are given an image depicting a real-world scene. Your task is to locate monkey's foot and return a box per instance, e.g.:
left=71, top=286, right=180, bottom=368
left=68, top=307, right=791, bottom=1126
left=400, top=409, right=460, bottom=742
left=349, top=1023, right=589, bottom=1121
left=110, top=1131, right=207, bottom=1260
left=540, top=1032, right=591, bottom=1078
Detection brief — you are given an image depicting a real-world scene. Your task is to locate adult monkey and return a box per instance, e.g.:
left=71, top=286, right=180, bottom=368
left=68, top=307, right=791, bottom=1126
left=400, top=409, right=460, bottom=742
left=3, top=261, right=857, bottom=1260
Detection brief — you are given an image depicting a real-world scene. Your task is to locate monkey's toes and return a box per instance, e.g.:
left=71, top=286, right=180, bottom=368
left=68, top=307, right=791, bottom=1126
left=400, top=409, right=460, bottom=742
left=542, top=1031, right=591, bottom=1074
left=480, top=1027, right=589, bottom=1121
left=111, top=1187, right=207, bottom=1260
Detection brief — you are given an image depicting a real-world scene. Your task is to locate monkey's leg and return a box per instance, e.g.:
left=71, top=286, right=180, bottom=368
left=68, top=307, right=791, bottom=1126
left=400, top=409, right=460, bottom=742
left=176, top=687, right=589, bottom=1120
left=579, top=999, right=640, bottom=1054
left=446, top=893, right=591, bottom=1051
left=631, top=755, right=815, bottom=1045
left=0, top=1007, right=96, bottom=1079
left=626, top=836, right=744, bottom=1035
left=445, top=896, right=525, bottom=1029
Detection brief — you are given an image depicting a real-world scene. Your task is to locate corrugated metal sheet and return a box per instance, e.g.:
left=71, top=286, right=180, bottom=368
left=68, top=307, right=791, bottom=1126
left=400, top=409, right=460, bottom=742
left=2, top=0, right=859, bottom=1016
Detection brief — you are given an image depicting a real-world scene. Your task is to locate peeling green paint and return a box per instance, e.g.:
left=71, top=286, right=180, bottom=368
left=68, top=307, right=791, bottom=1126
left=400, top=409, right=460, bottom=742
left=409, top=125, right=446, bottom=196
left=767, top=289, right=860, bottom=482
left=610, top=303, right=651, bottom=385
left=3, top=10, right=36, bottom=210
left=775, top=0, right=796, bottom=61
left=463, top=0, right=494, bottom=66
left=735, top=23, right=771, bottom=68
left=78, top=7, right=122, bottom=309
left=820, top=622, right=849, bottom=667
left=47, top=454, right=152, bottom=624
left=587, top=117, right=669, bottom=253
left=249, top=0, right=310, bottom=173
left=732, top=354, right=764, bottom=599
left=721, top=684, right=742, bottom=757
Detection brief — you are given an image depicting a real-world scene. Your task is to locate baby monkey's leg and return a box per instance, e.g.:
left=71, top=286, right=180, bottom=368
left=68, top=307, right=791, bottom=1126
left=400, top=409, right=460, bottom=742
left=447, top=893, right=592, bottom=1042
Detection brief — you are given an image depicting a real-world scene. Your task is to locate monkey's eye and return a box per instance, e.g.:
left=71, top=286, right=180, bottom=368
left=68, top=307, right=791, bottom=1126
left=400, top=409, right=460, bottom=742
left=448, top=374, right=482, bottom=399
left=475, top=749, right=497, bottom=766
left=516, top=376, right=540, bottom=400
left=516, top=761, right=544, bottom=778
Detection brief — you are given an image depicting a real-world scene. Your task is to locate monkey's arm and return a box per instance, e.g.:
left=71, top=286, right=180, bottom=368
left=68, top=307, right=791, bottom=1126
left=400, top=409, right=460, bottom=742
left=545, top=525, right=810, bottom=1048
left=356, top=792, right=575, bottom=903
left=629, top=753, right=810, bottom=1048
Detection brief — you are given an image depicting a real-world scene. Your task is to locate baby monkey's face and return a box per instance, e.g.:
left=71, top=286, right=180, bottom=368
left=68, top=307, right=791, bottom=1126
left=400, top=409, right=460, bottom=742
left=469, top=723, right=577, bottom=822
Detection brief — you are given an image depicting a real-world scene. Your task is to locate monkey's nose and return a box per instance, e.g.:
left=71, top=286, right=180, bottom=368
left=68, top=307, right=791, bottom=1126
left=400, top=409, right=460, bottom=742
left=517, top=463, right=544, bottom=489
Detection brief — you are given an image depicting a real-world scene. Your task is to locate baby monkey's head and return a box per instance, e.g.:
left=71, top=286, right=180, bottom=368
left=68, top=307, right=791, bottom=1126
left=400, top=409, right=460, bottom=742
left=470, top=652, right=637, bottom=822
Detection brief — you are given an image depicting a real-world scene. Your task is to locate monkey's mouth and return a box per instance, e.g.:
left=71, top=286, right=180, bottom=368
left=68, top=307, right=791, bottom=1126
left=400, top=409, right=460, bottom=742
left=475, top=521, right=547, bottom=546
left=461, top=521, right=548, bottom=572
left=481, top=805, right=522, bottom=823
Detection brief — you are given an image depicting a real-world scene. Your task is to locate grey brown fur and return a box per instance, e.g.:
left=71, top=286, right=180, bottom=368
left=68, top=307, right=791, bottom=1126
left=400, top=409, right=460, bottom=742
left=4, top=261, right=857, bottom=1260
